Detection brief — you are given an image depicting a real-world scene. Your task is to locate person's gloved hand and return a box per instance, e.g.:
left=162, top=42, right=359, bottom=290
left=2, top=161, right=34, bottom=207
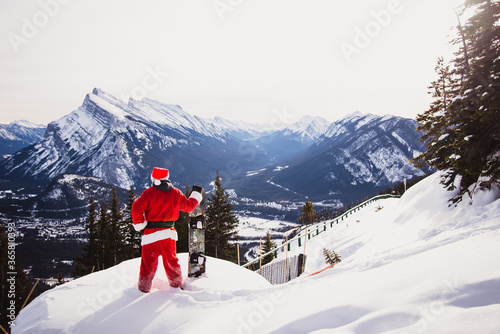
left=189, top=185, right=204, bottom=204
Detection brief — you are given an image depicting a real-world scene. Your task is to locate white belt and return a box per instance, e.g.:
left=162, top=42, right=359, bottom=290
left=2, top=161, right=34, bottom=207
left=141, top=229, right=178, bottom=246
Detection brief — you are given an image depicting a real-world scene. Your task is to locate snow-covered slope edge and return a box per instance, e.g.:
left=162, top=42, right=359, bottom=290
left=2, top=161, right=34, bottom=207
left=12, top=173, right=500, bottom=333
left=269, top=172, right=500, bottom=333
left=12, top=254, right=271, bottom=334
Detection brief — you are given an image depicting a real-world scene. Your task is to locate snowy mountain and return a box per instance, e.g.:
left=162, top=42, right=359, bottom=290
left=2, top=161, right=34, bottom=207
left=206, top=116, right=264, bottom=139
left=283, top=112, right=428, bottom=201
left=0, top=120, right=46, bottom=155
left=260, top=114, right=330, bottom=145
left=12, top=173, right=500, bottom=333
left=0, top=88, right=269, bottom=191
left=0, top=88, right=426, bottom=214
left=288, top=115, right=331, bottom=142
left=246, top=116, right=331, bottom=163
left=227, top=113, right=428, bottom=202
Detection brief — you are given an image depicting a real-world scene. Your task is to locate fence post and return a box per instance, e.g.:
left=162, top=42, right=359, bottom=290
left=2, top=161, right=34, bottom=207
left=285, top=235, right=289, bottom=281
left=259, top=238, right=262, bottom=275
left=303, top=226, right=308, bottom=259
left=237, top=243, right=240, bottom=266
left=299, top=254, right=307, bottom=276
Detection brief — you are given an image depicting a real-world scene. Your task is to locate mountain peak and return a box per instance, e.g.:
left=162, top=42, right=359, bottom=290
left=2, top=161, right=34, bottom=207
left=288, top=115, right=330, bottom=140
left=344, top=110, right=363, bottom=117
left=85, top=91, right=128, bottom=120
left=294, top=115, right=329, bottom=126
left=340, top=111, right=369, bottom=121
left=0, top=120, right=47, bottom=154
left=91, top=87, right=105, bottom=96
left=10, top=120, right=46, bottom=128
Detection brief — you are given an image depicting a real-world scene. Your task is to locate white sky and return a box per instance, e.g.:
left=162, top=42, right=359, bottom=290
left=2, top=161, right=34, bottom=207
left=0, top=0, right=464, bottom=126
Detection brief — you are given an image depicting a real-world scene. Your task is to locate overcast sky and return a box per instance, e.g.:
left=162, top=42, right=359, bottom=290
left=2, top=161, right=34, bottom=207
left=0, top=0, right=464, bottom=126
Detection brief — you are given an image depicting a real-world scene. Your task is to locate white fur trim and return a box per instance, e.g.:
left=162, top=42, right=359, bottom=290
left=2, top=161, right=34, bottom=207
left=141, top=229, right=178, bottom=246
left=189, top=191, right=203, bottom=204
left=134, top=221, right=148, bottom=232
left=151, top=175, right=168, bottom=186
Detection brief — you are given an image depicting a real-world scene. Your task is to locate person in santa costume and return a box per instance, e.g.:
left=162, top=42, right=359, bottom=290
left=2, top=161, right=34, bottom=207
left=132, top=167, right=203, bottom=292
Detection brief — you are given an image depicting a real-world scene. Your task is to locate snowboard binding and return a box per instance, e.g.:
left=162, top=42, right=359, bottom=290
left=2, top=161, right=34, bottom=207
left=189, top=251, right=206, bottom=277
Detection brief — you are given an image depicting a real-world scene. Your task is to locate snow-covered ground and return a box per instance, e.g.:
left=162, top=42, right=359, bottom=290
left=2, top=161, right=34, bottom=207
left=237, top=216, right=298, bottom=260
left=12, top=172, right=500, bottom=333
left=237, top=217, right=297, bottom=240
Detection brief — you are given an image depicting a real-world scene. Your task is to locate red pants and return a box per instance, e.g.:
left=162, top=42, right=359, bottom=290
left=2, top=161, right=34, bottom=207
left=138, top=238, right=182, bottom=292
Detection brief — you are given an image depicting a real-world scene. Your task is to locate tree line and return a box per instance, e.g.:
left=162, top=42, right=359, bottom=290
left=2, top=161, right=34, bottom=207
left=414, top=0, right=500, bottom=204
left=72, top=187, right=140, bottom=277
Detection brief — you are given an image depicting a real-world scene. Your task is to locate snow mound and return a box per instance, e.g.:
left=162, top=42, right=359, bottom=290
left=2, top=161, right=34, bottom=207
left=13, top=172, right=500, bottom=333
left=13, top=254, right=270, bottom=334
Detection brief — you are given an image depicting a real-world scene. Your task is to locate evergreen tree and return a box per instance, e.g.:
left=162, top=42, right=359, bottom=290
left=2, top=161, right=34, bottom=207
left=124, top=186, right=141, bottom=258
left=206, top=170, right=239, bottom=262
left=261, top=231, right=277, bottom=266
left=414, top=0, right=500, bottom=204
left=414, top=58, right=459, bottom=174
left=56, top=271, right=65, bottom=286
left=87, top=195, right=98, bottom=265
left=71, top=258, right=87, bottom=279
left=75, top=187, right=140, bottom=276
left=323, top=248, right=342, bottom=266
left=299, top=201, right=316, bottom=226
left=73, top=195, right=99, bottom=276
left=109, top=187, right=126, bottom=266
left=175, top=183, right=190, bottom=253
left=97, top=200, right=110, bottom=270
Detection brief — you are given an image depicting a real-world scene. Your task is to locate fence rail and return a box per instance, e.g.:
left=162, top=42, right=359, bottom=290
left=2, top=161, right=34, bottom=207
left=242, top=194, right=400, bottom=269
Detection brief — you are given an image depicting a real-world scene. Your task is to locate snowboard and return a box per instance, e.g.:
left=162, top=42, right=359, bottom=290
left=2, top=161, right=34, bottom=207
left=188, top=186, right=207, bottom=278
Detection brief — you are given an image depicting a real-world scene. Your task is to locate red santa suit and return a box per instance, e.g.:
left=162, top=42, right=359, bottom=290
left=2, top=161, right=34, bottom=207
left=132, top=168, right=202, bottom=292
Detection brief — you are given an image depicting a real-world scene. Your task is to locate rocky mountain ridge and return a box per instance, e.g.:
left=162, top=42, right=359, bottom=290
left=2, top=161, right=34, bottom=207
left=0, top=88, right=427, bottom=218
left=0, top=120, right=46, bottom=156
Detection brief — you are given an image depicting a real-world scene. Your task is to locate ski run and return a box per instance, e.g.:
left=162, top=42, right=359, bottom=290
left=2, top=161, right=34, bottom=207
left=12, top=172, right=500, bottom=333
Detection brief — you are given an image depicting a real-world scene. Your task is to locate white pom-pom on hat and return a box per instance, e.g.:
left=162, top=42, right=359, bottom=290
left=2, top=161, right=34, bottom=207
left=151, top=167, right=169, bottom=186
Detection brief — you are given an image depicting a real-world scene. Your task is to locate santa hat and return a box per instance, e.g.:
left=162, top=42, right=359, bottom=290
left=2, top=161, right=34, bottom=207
left=151, top=167, right=169, bottom=186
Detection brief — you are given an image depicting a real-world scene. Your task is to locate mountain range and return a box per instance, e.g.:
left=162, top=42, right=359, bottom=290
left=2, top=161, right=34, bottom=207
left=0, top=173, right=130, bottom=219
left=0, top=88, right=428, bottom=218
left=231, top=112, right=427, bottom=204
left=0, top=120, right=45, bottom=156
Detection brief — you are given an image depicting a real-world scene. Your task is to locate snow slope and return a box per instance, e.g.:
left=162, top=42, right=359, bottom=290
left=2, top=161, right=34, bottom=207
left=12, top=173, right=500, bottom=333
